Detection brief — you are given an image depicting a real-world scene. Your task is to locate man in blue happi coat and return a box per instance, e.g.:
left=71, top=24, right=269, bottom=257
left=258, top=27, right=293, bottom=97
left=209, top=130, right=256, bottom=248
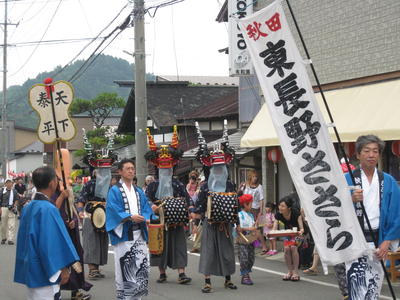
left=14, top=166, right=79, bottom=300
left=345, top=135, right=400, bottom=300
left=106, top=158, right=153, bottom=300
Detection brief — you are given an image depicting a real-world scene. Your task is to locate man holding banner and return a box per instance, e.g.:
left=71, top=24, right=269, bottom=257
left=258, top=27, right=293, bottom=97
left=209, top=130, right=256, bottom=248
left=345, top=135, right=400, bottom=299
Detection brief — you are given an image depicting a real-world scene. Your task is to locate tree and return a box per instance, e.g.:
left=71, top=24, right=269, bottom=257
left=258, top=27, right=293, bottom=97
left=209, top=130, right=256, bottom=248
left=74, top=126, right=134, bottom=158
left=70, top=92, right=125, bottom=128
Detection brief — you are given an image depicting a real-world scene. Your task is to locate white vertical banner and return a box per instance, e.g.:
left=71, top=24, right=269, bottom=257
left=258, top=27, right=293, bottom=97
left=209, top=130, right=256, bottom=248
left=228, top=0, right=253, bottom=76
left=237, top=0, right=368, bottom=265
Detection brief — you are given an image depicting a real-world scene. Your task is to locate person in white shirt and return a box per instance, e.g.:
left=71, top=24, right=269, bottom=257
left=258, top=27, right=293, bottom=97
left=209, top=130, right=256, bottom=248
left=106, top=159, right=153, bottom=300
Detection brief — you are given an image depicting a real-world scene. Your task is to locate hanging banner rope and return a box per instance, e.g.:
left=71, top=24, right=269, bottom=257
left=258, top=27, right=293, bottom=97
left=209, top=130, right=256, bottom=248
left=235, top=0, right=368, bottom=265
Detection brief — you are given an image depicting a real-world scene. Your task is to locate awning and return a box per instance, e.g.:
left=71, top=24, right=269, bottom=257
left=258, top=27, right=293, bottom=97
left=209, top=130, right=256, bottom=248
left=241, top=79, right=400, bottom=147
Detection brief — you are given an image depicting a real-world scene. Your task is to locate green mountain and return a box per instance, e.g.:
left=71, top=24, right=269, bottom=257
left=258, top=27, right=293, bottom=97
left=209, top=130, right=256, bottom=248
left=1, top=54, right=154, bottom=128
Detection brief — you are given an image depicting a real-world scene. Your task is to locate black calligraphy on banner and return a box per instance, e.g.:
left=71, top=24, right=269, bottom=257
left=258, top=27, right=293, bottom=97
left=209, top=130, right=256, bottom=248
left=41, top=119, right=69, bottom=136
left=37, top=92, right=51, bottom=108
left=58, top=119, right=69, bottom=132
left=274, top=73, right=309, bottom=116
left=256, top=21, right=353, bottom=251
left=284, top=111, right=321, bottom=154
left=259, top=40, right=294, bottom=77
left=41, top=121, right=55, bottom=136
left=55, top=90, right=68, bottom=105
left=300, top=151, right=330, bottom=184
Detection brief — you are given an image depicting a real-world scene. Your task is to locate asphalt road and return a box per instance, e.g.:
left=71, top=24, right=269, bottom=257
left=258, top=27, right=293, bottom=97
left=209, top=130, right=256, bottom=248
left=1, top=227, right=400, bottom=300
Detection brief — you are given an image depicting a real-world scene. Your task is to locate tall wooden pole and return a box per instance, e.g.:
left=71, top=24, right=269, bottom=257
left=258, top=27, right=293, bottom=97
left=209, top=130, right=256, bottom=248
left=134, top=0, right=147, bottom=187
left=1, top=0, right=8, bottom=176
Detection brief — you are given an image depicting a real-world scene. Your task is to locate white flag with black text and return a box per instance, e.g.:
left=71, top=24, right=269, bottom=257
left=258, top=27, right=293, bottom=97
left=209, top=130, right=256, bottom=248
left=237, top=0, right=369, bottom=265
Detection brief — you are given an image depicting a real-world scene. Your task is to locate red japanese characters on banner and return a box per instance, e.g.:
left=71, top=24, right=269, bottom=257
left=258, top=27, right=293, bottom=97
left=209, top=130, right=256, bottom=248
left=267, top=147, right=282, bottom=163
left=392, top=141, right=400, bottom=157
left=246, top=12, right=281, bottom=41
left=344, top=142, right=356, bottom=157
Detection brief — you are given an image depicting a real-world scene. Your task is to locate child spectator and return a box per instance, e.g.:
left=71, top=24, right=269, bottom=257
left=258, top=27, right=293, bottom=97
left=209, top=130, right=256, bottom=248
left=237, top=194, right=260, bottom=285
left=263, top=202, right=278, bottom=256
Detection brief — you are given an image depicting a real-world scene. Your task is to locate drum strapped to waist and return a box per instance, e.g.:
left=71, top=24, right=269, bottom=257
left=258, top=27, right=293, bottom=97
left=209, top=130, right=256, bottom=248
left=236, top=231, right=258, bottom=245
left=148, top=210, right=165, bottom=255
left=206, top=192, right=238, bottom=224
left=86, top=201, right=106, bottom=232
left=158, top=197, right=189, bottom=226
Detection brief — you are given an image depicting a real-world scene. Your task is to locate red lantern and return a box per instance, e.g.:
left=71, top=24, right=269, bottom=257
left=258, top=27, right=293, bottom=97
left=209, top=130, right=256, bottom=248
left=267, top=147, right=282, bottom=163
left=344, top=142, right=356, bottom=158
left=392, top=141, right=400, bottom=157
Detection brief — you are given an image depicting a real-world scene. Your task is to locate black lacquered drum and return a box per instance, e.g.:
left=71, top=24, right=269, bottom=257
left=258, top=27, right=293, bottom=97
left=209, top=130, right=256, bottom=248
left=162, top=197, right=189, bottom=225
left=206, top=192, right=238, bottom=224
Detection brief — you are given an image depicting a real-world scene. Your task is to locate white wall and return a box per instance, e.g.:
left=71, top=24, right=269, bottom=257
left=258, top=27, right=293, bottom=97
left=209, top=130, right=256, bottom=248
left=278, top=158, right=294, bottom=199
left=13, top=154, right=43, bottom=173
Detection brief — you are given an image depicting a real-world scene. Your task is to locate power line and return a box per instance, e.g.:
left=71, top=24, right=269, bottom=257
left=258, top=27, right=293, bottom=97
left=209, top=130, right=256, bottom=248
left=69, top=29, right=125, bottom=83
left=146, top=0, right=185, bottom=18
left=68, top=13, right=132, bottom=82
left=170, top=5, right=179, bottom=80
left=77, top=0, right=93, bottom=35
left=8, top=36, right=106, bottom=46
left=51, top=2, right=130, bottom=78
left=9, top=0, right=64, bottom=77
left=13, top=0, right=49, bottom=25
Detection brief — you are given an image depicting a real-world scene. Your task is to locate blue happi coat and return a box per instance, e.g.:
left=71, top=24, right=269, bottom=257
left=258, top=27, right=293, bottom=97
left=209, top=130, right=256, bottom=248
left=106, top=185, right=153, bottom=245
left=345, top=171, right=400, bottom=244
left=14, top=198, right=79, bottom=288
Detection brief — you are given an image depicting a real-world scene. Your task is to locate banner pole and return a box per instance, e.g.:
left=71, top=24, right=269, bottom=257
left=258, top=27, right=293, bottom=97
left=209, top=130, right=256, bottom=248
left=284, top=1, right=396, bottom=298
left=47, top=79, right=72, bottom=222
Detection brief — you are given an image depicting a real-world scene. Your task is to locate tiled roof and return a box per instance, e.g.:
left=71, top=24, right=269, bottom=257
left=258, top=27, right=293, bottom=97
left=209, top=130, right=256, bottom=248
left=14, top=141, right=43, bottom=154
left=178, top=90, right=238, bottom=120
left=157, top=75, right=238, bottom=86
left=116, top=81, right=238, bottom=133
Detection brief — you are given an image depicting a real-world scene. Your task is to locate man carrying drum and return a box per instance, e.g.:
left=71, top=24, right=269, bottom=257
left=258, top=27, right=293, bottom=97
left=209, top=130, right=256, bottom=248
left=76, top=130, right=117, bottom=280
left=145, top=126, right=193, bottom=285
left=192, top=120, right=238, bottom=293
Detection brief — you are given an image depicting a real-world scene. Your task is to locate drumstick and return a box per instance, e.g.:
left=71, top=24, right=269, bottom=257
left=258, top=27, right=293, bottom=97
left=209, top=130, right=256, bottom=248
left=72, top=261, right=83, bottom=274
left=238, top=232, right=249, bottom=243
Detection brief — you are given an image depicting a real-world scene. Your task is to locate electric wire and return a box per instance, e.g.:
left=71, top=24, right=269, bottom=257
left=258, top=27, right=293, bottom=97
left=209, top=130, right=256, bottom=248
left=77, top=0, right=93, bottom=36
left=68, top=13, right=131, bottom=82
left=9, top=0, right=64, bottom=77
left=69, top=28, right=125, bottom=83
left=13, top=0, right=50, bottom=25
left=51, top=2, right=130, bottom=78
left=170, top=5, right=179, bottom=81
left=146, top=0, right=185, bottom=18
left=9, top=0, right=186, bottom=86
left=12, top=36, right=106, bottom=46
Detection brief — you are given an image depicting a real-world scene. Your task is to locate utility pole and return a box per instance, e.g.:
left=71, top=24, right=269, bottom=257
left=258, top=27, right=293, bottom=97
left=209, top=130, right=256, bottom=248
left=1, top=0, right=9, bottom=177
left=134, top=0, right=147, bottom=187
